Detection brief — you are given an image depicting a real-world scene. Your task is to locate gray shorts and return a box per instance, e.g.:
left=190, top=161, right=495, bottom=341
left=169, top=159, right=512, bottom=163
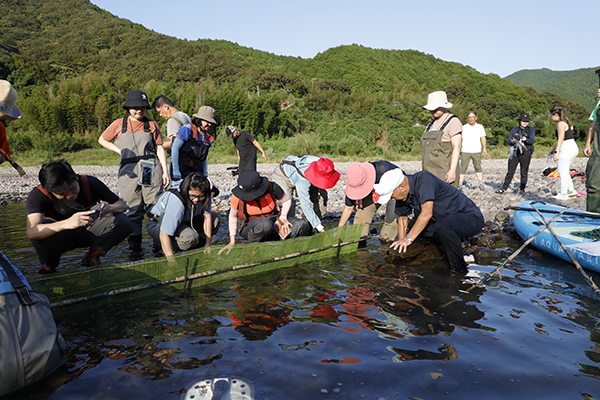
left=460, top=152, right=482, bottom=174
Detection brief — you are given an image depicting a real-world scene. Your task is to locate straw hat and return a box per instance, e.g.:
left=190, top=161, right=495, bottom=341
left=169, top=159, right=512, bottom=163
left=0, top=80, right=22, bottom=120
left=423, top=91, right=452, bottom=111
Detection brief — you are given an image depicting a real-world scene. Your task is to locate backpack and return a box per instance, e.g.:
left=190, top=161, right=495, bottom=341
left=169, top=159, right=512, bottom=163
left=179, top=124, right=213, bottom=165
left=0, top=253, right=66, bottom=396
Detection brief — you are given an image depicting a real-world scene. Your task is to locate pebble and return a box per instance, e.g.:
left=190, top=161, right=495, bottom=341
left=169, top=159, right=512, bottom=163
left=0, top=158, right=589, bottom=222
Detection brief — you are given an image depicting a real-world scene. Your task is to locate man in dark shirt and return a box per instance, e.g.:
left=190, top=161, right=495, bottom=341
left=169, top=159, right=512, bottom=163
left=26, top=160, right=133, bottom=274
left=374, top=169, right=484, bottom=272
left=226, top=125, right=268, bottom=174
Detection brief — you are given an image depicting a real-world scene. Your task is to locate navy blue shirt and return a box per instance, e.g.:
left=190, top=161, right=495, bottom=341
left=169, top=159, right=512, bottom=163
left=344, top=161, right=399, bottom=208
left=395, top=171, right=481, bottom=221
left=507, top=126, right=535, bottom=149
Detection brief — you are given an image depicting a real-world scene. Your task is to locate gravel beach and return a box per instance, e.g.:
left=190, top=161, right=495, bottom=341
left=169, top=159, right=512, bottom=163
left=0, top=158, right=590, bottom=223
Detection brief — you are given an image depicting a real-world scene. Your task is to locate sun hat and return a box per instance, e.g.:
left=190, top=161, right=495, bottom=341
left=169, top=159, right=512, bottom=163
left=226, top=125, right=237, bottom=139
left=0, top=80, right=22, bottom=120
left=423, top=91, right=452, bottom=111
left=122, top=90, right=151, bottom=109
left=304, top=157, right=341, bottom=189
left=345, top=162, right=376, bottom=200
left=373, top=169, right=405, bottom=205
left=518, top=113, right=531, bottom=122
left=193, top=106, right=218, bottom=125
left=232, top=170, right=270, bottom=201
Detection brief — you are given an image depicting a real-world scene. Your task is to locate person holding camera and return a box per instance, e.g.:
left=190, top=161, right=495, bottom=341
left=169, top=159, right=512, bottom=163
left=99, top=90, right=169, bottom=259
left=26, top=160, right=133, bottom=274
left=496, top=113, right=536, bottom=194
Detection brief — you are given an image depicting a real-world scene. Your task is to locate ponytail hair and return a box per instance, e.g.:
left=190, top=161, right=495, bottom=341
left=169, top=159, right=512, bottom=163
left=550, top=105, right=572, bottom=127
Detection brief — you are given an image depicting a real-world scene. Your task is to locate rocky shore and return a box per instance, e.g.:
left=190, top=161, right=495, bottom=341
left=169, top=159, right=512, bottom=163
left=0, top=158, right=589, bottom=219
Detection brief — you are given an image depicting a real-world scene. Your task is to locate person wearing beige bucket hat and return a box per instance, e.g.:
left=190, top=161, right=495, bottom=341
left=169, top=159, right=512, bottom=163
left=0, top=80, right=22, bottom=166
left=421, top=91, right=463, bottom=188
left=169, top=105, right=218, bottom=184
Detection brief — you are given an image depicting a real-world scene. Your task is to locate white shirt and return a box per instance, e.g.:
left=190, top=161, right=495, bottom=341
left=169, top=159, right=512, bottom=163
left=461, top=123, right=486, bottom=153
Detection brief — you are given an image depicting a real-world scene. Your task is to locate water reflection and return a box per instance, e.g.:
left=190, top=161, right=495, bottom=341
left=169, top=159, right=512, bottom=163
left=3, top=201, right=600, bottom=399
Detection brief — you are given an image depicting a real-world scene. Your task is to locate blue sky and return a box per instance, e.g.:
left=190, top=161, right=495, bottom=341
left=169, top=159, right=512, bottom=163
left=92, top=0, right=598, bottom=78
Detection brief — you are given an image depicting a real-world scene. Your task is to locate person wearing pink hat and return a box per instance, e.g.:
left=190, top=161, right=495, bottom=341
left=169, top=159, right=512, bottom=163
left=0, top=80, right=21, bottom=166
left=271, top=155, right=340, bottom=233
left=338, top=161, right=399, bottom=241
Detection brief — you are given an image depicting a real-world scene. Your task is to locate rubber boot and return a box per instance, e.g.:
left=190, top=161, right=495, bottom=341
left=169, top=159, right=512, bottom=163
left=128, top=234, right=143, bottom=261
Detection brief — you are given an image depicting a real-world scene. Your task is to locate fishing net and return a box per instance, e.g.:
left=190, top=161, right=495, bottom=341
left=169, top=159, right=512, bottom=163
left=29, top=225, right=363, bottom=307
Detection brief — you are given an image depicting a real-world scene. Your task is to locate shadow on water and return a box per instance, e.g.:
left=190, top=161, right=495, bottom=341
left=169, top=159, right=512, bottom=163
left=2, top=201, right=600, bottom=399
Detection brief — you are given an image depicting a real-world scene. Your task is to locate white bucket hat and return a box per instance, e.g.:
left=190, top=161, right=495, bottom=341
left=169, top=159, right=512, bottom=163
left=0, top=80, right=22, bottom=120
left=423, top=91, right=452, bottom=111
left=373, top=169, right=405, bottom=205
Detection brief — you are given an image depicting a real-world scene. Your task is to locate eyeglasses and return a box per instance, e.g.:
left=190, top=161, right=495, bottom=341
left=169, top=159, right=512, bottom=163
left=189, top=194, right=207, bottom=201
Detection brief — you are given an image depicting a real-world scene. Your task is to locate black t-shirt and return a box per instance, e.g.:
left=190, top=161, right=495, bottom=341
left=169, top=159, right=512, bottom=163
left=234, top=131, right=257, bottom=170
left=27, top=175, right=119, bottom=220
left=395, top=171, right=480, bottom=221
left=344, top=161, right=399, bottom=208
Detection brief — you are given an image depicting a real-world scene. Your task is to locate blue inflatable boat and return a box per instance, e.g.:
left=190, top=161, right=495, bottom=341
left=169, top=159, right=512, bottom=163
left=513, top=200, right=600, bottom=274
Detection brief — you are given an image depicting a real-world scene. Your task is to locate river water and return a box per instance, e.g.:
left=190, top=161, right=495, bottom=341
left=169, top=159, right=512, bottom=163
left=2, top=201, right=600, bottom=400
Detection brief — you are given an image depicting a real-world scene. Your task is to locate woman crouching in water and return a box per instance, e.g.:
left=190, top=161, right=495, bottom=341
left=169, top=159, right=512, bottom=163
left=147, top=172, right=220, bottom=258
left=549, top=106, right=579, bottom=200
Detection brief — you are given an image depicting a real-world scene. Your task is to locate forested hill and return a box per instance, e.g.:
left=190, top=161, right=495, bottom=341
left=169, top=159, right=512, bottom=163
left=0, top=0, right=592, bottom=160
left=505, top=67, right=600, bottom=110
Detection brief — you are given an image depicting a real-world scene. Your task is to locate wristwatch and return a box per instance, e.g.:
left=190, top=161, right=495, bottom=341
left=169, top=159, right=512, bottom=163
left=406, top=236, right=413, bottom=243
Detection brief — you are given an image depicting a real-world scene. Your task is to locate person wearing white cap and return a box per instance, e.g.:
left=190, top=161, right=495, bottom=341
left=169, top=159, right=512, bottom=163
left=338, top=161, right=399, bottom=241
left=373, top=169, right=484, bottom=273
left=421, top=91, right=463, bottom=188
left=226, top=125, right=268, bottom=174
left=0, top=80, right=22, bottom=166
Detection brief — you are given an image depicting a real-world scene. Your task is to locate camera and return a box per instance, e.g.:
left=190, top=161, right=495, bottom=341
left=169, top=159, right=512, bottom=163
left=89, top=203, right=102, bottom=224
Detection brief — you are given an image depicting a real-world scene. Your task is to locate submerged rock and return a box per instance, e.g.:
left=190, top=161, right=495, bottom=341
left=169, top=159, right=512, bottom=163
left=473, top=247, right=506, bottom=264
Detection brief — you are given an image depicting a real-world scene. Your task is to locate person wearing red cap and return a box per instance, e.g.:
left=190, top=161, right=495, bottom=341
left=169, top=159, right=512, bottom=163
left=271, top=155, right=341, bottom=233
left=0, top=80, right=21, bottom=166
left=338, top=161, right=399, bottom=241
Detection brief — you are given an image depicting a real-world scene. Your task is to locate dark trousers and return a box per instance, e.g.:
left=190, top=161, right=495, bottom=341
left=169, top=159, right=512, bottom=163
left=501, top=151, right=531, bottom=191
left=239, top=217, right=311, bottom=243
left=410, top=209, right=484, bottom=272
left=31, top=212, right=134, bottom=268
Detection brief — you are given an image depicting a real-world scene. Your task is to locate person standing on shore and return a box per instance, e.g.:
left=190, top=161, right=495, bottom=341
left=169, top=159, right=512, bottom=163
left=421, top=91, right=462, bottom=188
left=170, top=106, right=217, bottom=182
left=0, top=80, right=21, bottom=165
left=459, top=111, right=487, bottom=189
left=151, top=95, right=191, bottom=150
left=496, top=113, right=535, bottom=194
left=549, top=106, right=578, bottom=200
left=225, top=125, right=268, bottom=174
left=584, top=89, right=600, bottom=212
left=98, top=90, right=169, bottom=259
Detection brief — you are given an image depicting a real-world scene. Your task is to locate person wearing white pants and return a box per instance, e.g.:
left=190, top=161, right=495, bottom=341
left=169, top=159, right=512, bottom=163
left=550, top=106, right=579, bottom=200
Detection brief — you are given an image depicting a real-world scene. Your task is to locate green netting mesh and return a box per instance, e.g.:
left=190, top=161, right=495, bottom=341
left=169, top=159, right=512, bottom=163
left=571, top=228, right=600, bottom=240
left=29, top=224, right=363, bottom=307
